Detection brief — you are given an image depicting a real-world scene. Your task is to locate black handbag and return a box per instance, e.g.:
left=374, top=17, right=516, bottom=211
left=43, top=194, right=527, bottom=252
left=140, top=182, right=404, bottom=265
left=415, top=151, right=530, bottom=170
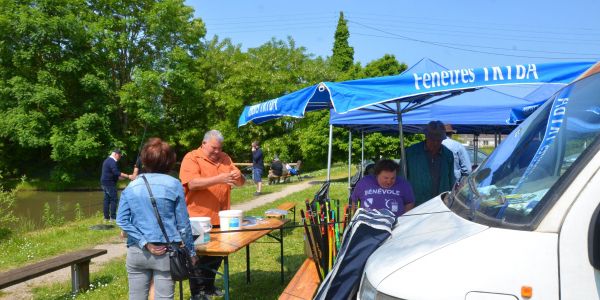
left=141, top=175, right=192, bottom=281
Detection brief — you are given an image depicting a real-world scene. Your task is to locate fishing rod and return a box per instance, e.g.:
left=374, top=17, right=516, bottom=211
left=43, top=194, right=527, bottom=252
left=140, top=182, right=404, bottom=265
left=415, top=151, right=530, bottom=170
left=132, top=125, right=148, bottom=176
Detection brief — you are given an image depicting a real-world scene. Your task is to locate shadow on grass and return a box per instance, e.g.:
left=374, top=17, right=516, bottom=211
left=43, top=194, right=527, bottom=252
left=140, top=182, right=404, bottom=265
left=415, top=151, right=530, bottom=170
left=32, top=274, right=115, bottom=300
left=216, top=254, right=308, bottom=300
left=0, top=227, right=13, bottom=240
left=308, top=177, right=348, bottom=185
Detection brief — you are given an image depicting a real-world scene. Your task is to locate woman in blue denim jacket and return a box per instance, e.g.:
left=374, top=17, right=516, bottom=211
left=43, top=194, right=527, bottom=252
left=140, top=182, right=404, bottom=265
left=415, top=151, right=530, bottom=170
left=117, top=138, right=197, bottom=300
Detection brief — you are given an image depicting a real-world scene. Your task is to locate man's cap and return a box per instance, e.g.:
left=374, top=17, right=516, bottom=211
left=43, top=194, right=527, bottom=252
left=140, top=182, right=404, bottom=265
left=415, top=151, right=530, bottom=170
left=424, top=121, right=446, bottom=141
left=112, top=148, right=122, bottom=155
left=444, top=124, right=457, bottom=133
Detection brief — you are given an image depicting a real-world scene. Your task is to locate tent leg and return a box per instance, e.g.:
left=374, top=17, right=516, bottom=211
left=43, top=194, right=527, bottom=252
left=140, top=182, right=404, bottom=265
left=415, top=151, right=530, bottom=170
left=361, top=130, right=365, bottom=173
left=327, top=125, right=333, bottom=197
left=348, top=130, right=352, bottom=198
left=396, top=102, right=407, bottom=178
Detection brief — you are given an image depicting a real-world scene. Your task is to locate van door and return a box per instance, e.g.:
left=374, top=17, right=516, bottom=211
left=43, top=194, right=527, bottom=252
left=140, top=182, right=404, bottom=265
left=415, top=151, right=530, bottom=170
left=559, top=165, right=600, bottom=299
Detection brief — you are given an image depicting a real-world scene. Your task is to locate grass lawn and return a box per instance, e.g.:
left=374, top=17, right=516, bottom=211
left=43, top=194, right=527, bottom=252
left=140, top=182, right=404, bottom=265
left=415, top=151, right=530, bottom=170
left=0, top=216, right=121, bottom=270
left=231, top=163, right=349, bottom=206
left=30, top=180, right=349, bottom=299
left=1, top=163, right=353, bottom=298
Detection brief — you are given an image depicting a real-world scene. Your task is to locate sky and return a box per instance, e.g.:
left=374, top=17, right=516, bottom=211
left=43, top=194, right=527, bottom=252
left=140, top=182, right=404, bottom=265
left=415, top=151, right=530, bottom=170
left=184, top=0, right=600, bottom=70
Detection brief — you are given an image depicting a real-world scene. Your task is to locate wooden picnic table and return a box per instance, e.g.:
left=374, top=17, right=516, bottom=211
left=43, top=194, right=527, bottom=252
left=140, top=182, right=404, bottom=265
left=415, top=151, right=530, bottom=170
left=195, top=217, right=290, bottom=300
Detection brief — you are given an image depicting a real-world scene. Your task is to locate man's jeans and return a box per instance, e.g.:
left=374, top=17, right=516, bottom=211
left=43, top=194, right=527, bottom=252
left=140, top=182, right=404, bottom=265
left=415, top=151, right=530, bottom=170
left=102, top=184, right=118, bottom=220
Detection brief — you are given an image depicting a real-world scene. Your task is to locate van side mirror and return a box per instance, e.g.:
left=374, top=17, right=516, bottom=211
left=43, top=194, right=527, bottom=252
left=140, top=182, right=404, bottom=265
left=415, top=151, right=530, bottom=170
left=588, top=203, right=600, bottom=269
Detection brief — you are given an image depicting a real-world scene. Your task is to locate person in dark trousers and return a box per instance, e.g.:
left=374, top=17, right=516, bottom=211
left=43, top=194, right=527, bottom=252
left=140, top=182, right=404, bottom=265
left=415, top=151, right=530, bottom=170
left=268, top=155, right=284, bottom=185
left=179, top=130, right=245, bottom=300
left=100, top=148, right=130, bottom=223
left=251, top=141, right=264, bottom=196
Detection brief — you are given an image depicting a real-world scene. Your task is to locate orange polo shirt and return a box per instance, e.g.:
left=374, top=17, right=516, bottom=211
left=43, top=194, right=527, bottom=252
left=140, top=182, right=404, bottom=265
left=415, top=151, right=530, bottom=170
left=179, top=148, right=242, bottom=225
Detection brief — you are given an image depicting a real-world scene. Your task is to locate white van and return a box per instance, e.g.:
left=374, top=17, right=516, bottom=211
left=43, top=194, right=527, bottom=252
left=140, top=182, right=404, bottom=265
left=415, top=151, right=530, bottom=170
left=359, top=68, right=600, bottom=300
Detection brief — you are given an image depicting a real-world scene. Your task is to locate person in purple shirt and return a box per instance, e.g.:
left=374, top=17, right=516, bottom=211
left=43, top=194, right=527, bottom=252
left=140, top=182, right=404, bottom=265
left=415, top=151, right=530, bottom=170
left=350, top=159, right=415, bottom=217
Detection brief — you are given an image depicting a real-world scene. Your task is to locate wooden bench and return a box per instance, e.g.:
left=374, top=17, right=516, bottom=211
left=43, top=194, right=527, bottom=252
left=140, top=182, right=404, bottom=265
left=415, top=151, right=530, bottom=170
left=279, top=258, right=321, bottom=300
left=278, top=202, right=296, bottom=223
left=0, top=248, right=107, bottom=294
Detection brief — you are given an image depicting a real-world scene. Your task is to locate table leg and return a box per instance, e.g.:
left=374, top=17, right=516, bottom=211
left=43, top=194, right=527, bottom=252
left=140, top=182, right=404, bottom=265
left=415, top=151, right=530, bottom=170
left=224, top=256, right=230, bottom=300
left=246, top=245, right=251, bottom=283
left=280, top=227, right=284, bottom=284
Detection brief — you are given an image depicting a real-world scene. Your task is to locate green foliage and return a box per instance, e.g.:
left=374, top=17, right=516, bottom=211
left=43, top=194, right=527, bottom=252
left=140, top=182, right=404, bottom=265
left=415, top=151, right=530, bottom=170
left=74, top=203, right=84, bottom=222
left=41, top=201, right=65, bottom=227
left=0, top=215, right=120, bottom=270
left=0, top=1, right=418, bottom=189
left=0, top=186, right=18, bottom=231
left=358, top=54, right=408, bottom=78
left=331, top=12, right=354, bottom=73
left=0, top=0, right=207, bottom=182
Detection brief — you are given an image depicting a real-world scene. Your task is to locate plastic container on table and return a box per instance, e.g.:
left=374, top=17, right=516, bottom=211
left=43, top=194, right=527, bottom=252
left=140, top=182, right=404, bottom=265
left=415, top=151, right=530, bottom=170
left=189, top=216, right=212, bottom=245
left=219, top=210, right=243, bottom=231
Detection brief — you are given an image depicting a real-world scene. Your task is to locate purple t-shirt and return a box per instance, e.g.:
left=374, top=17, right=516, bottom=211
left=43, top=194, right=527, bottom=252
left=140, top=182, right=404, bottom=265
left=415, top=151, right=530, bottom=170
left=350, top=175, right=415, bottom=216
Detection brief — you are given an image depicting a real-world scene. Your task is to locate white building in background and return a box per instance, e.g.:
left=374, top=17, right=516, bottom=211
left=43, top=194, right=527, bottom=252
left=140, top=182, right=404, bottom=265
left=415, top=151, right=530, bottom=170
left=457, top=134, right=506, bottom=148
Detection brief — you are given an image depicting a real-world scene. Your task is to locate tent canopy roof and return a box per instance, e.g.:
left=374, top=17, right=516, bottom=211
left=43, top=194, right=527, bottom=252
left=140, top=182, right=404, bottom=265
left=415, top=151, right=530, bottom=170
left=238, top=58, right=595, bottom=129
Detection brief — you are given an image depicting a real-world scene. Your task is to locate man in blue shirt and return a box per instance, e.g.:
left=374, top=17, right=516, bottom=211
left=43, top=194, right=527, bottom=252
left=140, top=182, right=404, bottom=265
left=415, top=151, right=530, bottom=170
left=441, top=124, right=472, bottom=182
left=100, top=148, right=130, bottom=222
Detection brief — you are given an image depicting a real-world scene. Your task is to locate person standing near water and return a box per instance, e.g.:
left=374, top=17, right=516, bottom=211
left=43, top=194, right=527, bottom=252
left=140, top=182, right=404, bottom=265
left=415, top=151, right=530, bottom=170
left=100, top=148, right=130, bottom=223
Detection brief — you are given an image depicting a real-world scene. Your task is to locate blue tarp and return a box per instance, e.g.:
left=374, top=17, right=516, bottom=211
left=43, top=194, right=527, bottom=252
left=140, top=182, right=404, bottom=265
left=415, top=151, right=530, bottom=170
left=238, top=59, right=596, bottom=127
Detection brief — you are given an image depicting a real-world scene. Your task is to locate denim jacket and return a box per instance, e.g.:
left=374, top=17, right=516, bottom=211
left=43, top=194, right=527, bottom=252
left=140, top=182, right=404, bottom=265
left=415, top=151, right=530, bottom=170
left=116, top=173, right=196, bottom=257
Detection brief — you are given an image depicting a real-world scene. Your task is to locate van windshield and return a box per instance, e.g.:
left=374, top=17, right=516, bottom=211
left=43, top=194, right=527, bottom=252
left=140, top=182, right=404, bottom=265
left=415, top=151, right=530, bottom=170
left=453, top=72, right=600, bottom=227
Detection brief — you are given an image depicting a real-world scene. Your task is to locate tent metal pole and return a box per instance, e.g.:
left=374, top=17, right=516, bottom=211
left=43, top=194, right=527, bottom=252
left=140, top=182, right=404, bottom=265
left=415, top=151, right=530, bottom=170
left=396, top=102, right=407, bottom=178
left=348, top=130, right=352, bottom=198
left=361, top=130, right=365, bottom=170
left=327, top=125, right=333, bottom=183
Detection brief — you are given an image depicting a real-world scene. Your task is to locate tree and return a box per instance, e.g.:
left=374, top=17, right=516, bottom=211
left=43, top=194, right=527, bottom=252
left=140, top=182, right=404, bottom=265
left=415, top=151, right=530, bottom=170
left=199, top=37, right=336, bottom=163
left=0, top=0, right=207, bottom=182
left=359, top=54, right=407, bottom=78
left=331, top=12, right=354, bottom=73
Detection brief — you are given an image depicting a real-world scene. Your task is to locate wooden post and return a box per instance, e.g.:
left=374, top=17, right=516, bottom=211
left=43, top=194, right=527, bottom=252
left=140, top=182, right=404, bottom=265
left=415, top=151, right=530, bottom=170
left=71, top=260, right=90, bottom=294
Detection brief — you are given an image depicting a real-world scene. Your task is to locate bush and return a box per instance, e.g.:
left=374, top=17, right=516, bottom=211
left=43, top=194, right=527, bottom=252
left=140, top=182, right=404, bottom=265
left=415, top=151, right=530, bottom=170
left=42, top=200, right=65, bottom=227
left=0, top=186, right=18, bottom=231
left=74, top=203, right=83, bottom=221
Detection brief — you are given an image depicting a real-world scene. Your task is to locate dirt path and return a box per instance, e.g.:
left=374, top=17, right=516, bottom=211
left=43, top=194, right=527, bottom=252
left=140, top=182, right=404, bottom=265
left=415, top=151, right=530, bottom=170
left=1, top=180, right=317, bottom=299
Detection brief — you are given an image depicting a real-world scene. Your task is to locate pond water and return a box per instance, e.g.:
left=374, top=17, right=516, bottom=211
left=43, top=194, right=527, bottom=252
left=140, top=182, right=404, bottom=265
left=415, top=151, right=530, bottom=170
left=13, top=190, right=112, bottom=229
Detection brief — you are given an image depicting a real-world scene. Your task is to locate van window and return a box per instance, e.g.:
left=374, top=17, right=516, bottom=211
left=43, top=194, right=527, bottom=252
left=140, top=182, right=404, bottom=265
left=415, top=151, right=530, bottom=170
left=453, top=72, right=600, bottom=227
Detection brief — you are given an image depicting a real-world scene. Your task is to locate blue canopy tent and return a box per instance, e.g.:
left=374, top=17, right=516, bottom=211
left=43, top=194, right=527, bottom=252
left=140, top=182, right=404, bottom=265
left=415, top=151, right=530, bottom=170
left=329, top=87, right=535, bottom=134
left=238, top=58, right=596, bottom=181
left=507, top=82, right=571, bottom=125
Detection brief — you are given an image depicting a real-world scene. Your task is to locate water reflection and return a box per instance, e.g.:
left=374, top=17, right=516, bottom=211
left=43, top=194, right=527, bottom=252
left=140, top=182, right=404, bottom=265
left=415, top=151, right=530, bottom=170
left=13, top=190, right=112, bottom=229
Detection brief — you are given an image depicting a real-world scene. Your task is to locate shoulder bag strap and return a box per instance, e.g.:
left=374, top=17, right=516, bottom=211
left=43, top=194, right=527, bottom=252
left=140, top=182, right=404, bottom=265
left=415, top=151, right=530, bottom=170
left=141, top=175, right=171, bottom=244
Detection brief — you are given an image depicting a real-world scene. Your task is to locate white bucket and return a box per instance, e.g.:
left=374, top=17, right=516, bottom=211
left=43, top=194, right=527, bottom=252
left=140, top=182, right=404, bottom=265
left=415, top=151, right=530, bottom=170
left=189, top=217, right=212, bottom=245
left=219, top=210, right=243, bottom=231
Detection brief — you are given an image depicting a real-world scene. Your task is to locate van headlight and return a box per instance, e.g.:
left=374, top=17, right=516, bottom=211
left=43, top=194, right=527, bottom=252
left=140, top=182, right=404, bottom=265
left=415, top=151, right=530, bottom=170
left=359, top=275, right=405, bottom=300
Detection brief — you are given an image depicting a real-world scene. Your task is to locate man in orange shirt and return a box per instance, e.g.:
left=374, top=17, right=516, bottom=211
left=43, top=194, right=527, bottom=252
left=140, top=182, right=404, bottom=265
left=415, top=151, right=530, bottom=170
left=179, top=129, right=245, bottom=299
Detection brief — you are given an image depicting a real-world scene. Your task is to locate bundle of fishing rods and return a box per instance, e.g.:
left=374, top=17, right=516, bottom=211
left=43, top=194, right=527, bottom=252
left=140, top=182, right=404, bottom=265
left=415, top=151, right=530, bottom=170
left=300, top=181, right=360, bottom=280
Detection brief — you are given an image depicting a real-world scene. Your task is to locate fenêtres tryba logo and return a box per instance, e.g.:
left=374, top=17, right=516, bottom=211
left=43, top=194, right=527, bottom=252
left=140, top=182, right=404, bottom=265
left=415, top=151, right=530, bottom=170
left=413, top=64, right=540, bottom=91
